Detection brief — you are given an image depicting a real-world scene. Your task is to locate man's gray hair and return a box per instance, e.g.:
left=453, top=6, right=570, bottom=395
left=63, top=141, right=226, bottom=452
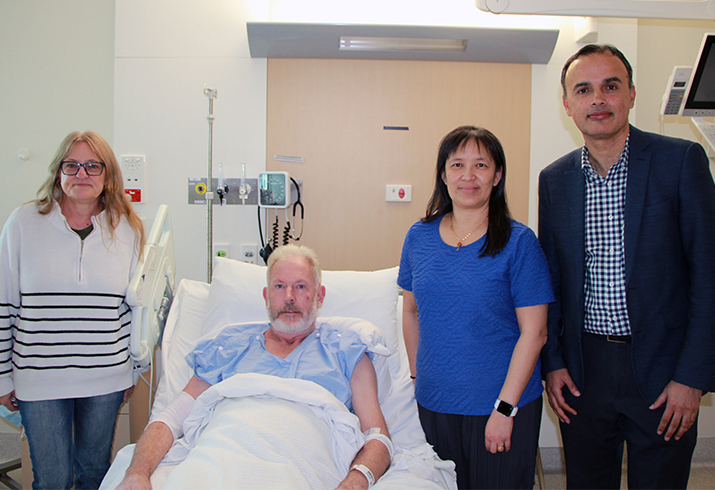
left=266, top=244, right=322, bottom=287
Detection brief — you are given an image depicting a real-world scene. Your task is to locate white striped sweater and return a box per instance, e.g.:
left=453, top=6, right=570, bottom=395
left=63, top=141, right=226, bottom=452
left=0, top=203, right=138, bottom=401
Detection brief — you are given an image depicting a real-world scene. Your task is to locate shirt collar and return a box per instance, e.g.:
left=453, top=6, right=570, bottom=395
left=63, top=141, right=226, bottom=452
left=581, top=134, right=630, bottom=181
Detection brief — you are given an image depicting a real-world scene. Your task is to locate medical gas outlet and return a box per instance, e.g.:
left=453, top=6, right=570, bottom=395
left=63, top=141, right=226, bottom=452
left=386, top=185, right=412, bottom=202
left=188, top=178, right=258, bottom=205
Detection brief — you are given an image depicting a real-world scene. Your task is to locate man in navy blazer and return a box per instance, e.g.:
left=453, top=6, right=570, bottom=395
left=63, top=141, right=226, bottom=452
left=539, top=44, right=715, bottom=489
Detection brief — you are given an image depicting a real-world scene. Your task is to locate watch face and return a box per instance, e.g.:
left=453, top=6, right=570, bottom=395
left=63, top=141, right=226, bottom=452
left=496, top=400, right=514, bottom=417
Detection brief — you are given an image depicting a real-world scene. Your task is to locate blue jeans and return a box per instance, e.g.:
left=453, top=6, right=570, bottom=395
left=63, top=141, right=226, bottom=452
left=18, top=391, right=125, bottom=490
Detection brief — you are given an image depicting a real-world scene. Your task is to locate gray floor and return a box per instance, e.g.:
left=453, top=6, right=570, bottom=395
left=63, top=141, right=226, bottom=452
left=4, top=466, right=715, bottom=490
left=4, top=451, right=715, bottom=489
left=536, top=438, right=715, bottom=489
left=0, top=469, right=20, bottom=490
left=538, top=462, right=715, bottom=489
left=0, top=432, right=20, bottom=490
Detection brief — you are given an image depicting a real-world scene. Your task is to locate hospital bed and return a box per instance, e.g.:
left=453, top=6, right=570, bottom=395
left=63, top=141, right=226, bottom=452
left=102, top=240, right=457, bottom=488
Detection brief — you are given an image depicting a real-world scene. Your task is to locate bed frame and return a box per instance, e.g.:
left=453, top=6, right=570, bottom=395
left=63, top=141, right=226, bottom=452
left=126, top=204, right=176, bottom=369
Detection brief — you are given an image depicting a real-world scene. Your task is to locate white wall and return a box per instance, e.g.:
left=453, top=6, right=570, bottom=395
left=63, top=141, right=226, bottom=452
left=635, top=19, right=715, bottom=140
left=0, top=0, right=115, bottom=227
left=113, top=0, right=268, bottom=282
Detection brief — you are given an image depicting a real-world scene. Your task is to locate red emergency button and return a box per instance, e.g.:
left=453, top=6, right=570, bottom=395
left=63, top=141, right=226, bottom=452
left=398, top=188, right=405, bottom=199
left=125, top=189, right=141, bottom=202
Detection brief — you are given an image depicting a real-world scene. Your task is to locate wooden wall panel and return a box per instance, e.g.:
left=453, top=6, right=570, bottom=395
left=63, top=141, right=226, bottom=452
left=267, top=58, right=531, bottom=271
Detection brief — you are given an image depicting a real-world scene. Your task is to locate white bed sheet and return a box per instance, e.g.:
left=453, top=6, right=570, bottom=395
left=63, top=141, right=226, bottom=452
left=101, top=260, right=456, bottom=490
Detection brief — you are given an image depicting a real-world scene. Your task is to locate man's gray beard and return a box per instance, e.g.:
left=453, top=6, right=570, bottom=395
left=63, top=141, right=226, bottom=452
left=267, top=297, right=319, bottom=335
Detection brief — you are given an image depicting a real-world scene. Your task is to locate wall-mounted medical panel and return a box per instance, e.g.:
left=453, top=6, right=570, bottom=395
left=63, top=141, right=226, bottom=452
left=187, top=178, right=258, bottom=205
left=121, top=155, right=145, bottom=203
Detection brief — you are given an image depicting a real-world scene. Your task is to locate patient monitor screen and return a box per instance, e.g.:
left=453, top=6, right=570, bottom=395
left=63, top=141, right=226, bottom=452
left=682, top=34, right=715, bottom=116
left=692, top=42, right=715, bottom=103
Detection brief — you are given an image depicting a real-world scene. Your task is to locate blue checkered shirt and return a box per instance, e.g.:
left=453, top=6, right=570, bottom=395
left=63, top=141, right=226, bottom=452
left=582, top=137, right=632, bottom=336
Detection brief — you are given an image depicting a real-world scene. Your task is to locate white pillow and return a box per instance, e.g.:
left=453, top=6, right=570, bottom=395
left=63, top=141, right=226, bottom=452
left=152, top=279, right=210, bottom=416
left=202, top=257, right=400, bottom=357
left=201, top=258, right=268, bottom=333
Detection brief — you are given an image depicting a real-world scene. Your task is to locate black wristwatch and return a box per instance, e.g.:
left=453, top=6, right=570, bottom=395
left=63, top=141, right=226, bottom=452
left=494, top=399, right=518, bottom=417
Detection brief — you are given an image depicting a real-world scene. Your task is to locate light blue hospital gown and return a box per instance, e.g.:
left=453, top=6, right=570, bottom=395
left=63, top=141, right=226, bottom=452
left=186, top=321, right=370, bottom=410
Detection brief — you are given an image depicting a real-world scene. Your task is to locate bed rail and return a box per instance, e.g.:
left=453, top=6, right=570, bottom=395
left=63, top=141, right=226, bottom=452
left=127, top=204, right=176, bottom=369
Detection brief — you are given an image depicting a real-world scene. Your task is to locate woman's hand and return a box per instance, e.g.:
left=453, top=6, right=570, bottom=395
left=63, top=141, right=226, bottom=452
left=0, top=390, right=19, bottom=412
left=123, top=386, right=135, bottom=403
left=484, top=411, right=513, bottom=454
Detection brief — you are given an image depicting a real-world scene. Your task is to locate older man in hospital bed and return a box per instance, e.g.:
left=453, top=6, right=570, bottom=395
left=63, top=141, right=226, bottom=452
left=114, top=244, right=394, bottom=490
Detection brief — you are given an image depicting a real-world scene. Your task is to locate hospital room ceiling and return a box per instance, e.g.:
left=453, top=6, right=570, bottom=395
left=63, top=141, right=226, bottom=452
left=476, top=0, right=715, bottom=20
left=247, top=23, right=559, bottom=64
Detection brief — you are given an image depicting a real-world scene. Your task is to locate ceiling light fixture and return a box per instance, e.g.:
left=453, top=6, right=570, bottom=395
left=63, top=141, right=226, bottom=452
left=339, top=36, right=468, bottom=53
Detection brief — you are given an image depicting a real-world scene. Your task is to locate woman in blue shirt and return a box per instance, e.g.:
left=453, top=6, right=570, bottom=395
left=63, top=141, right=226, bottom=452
left=398, top=126, right=554, bottom=489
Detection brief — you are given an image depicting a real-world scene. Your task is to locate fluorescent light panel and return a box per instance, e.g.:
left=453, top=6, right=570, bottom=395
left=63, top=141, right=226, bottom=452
left=339, top=36, right=467, bottom=52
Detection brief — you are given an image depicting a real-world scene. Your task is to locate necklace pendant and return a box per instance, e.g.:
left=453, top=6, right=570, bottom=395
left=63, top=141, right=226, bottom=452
left=456, top=242, right=462, bottom=251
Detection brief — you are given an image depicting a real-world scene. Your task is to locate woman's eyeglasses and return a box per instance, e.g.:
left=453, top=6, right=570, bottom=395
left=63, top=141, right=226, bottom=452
left=60, top=161, right=105, bottom=176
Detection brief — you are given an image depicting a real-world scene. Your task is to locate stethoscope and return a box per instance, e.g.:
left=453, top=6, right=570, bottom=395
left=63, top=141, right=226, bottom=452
left=258, top=177, right=304, bottom=263
left=288, top=177, right=304, bottom=241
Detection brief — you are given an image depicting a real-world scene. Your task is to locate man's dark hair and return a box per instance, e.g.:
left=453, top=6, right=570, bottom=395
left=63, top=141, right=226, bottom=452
left=561, top=44, right=634, bottom=98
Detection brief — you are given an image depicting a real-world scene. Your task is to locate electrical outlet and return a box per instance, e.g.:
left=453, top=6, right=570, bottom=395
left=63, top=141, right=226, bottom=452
left=240, top=244, right=258, bottom=264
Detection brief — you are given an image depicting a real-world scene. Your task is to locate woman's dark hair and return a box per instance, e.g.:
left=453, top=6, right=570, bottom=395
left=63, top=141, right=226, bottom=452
left=423, top=125, right=512, bottom=257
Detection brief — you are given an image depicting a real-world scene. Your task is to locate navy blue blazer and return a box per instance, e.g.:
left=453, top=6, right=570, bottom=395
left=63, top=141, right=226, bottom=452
left=539, top=126, right=715, bottom=404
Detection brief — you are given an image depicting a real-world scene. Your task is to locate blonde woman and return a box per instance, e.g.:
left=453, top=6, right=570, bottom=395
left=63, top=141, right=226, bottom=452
left=0, top=131, right=144, bottom=489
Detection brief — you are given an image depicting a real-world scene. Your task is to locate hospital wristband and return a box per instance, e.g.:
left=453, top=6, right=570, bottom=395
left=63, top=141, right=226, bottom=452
left=365, top=432, right=394, bottom=461
left=351, top=464, right=375, bottom=487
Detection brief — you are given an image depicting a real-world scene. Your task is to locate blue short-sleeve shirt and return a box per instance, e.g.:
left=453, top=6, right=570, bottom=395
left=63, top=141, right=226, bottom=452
left=398, top=218, right=554, bottom=415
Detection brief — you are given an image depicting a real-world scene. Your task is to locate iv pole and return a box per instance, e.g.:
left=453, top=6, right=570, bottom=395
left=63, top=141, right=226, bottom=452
left=204, top=86, right=217, bottom=283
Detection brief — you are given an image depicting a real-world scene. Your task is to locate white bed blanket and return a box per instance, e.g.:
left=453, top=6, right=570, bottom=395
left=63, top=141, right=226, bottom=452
left=101, top=372, right=454, bottom=490
left=164, top=372, right=363, bottom=488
